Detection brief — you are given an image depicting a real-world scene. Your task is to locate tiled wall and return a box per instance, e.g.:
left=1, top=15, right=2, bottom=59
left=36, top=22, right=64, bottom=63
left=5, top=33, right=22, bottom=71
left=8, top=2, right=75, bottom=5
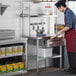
left=0, top=0, right=21, bottom=38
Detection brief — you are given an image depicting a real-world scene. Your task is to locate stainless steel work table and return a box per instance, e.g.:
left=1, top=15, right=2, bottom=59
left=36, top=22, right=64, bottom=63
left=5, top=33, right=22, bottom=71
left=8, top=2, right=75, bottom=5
left=23, top=36, right=65, bottom=72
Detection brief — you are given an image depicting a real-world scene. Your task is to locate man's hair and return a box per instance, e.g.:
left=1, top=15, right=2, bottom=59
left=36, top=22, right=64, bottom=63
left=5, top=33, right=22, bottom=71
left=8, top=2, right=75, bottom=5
left=55, top=1, right=66, bottom=8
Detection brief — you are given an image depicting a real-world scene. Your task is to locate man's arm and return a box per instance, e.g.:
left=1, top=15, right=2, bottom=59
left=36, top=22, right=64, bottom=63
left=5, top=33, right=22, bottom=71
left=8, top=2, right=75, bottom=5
left=55, top=26, right=71, bottom=36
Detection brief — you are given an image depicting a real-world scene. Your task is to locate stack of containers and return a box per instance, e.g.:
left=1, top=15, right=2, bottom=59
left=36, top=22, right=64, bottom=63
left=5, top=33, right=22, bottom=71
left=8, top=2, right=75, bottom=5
left=12, top=62, right=20, bottom=72
left=18, top=62, right=25, bottom=70
left=0, top=64, right=6, bottom=74
left=0, top=44, right=25, bottom=74
left=0, top=29, right=15, bottom=40
left=6, top=63, right=13, bottom=73
left=0, top=62, right=25, bottom=74
left=0, top=45, right=24, bottom=56
left=12, top=62, right=25, bottom=72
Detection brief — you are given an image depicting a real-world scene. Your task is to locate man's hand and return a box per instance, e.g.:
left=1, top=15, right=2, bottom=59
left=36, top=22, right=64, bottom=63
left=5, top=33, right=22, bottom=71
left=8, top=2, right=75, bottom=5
left=56, top=31, right=62, bottom=37
left=55, top=26, right=70, bottom=37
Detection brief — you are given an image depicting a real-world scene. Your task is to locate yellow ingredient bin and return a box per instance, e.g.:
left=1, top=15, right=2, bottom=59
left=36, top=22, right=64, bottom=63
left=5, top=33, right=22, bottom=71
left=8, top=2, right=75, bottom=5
left=6, top=47, right=12, bottom=56
left=0, top=65, right=6, bottom=74
left=12, top=63, right=19, bottom=72
left=12, top=46, right=18, bottom=55
left=18, top=45, right=24, bottom=54
left=18, top=62, right=25, bottom=70
left=6, top=64, right=13, bottom=73
left=0, top=47, right=5, bottom=56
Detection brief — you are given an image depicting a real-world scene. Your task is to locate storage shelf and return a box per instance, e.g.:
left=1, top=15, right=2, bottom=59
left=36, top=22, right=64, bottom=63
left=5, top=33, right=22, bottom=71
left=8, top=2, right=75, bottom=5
left=0, top=53, right=25, bottom=59
left=20, top=14, right=57, bottom=18
left=40, top=1, right=55, bottom=2
left=0, top=70, right=27, bottom=76
left=0, top=74, right=6, bottom=76
left=38, top=54, right=62, bottom=60
left=0, top=38, right=27, bottom=75
left=0, top=38, right=27, bottom=46
left=7, top=70, right=27, bottom=76
left=30, top=15, right=54, bottom=18
left=28, top=54, right=62, bottom=60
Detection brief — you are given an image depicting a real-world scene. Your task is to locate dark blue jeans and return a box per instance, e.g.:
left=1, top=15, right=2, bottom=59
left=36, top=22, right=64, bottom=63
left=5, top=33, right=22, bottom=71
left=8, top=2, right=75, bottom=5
left=68, top=52, right=76, bottom=70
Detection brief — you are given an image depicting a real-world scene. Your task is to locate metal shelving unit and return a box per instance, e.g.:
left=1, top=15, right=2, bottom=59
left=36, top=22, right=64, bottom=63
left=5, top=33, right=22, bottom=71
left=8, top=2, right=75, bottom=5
left=0, top=38, right=28, bottom=76
left=28, top=54, right=62, bottom=60
left=0, top=54, right=25, bottom=59
left=20, top=0, right=63, bottom=72
left=20, top=1, right=57, bottom=37
left=24, top=36, right=64, bottom=72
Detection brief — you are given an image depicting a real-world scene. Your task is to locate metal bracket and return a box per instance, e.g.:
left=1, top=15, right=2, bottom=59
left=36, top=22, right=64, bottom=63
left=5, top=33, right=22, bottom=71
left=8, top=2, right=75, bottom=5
left=0, top=3, right=9, bottom=15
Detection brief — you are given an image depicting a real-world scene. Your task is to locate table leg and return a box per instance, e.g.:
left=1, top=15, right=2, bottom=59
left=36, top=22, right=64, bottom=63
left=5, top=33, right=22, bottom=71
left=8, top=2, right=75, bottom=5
left=36, top=39, right=39, bottom=72
left=60, top=46, right=62, bottom=68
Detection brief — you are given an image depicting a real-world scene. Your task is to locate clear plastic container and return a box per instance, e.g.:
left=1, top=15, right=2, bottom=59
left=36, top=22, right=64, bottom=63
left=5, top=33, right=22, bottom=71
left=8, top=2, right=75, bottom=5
left=0, top=47, right=5, bottom=56
left=18, top=45, right=24, bottom=54
left=6, top=47, right=12, bottom=56
left=12, top=46, right=18, bottom=55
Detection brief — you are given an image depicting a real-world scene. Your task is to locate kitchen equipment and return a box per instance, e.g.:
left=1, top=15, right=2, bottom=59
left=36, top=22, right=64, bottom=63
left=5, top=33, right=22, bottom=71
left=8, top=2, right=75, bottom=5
left=33, top=0, right=40, bottom=3
left=35, top=27, right=45, bottom=36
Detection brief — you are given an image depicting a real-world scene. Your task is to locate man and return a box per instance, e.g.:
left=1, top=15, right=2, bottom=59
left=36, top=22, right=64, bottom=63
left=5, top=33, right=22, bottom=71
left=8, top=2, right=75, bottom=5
left=55, top=1, right=76, bottom=73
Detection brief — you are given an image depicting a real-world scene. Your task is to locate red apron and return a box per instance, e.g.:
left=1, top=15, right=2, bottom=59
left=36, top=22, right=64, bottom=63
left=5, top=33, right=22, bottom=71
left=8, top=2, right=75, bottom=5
left=65, top=29, right=76, bottom=52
